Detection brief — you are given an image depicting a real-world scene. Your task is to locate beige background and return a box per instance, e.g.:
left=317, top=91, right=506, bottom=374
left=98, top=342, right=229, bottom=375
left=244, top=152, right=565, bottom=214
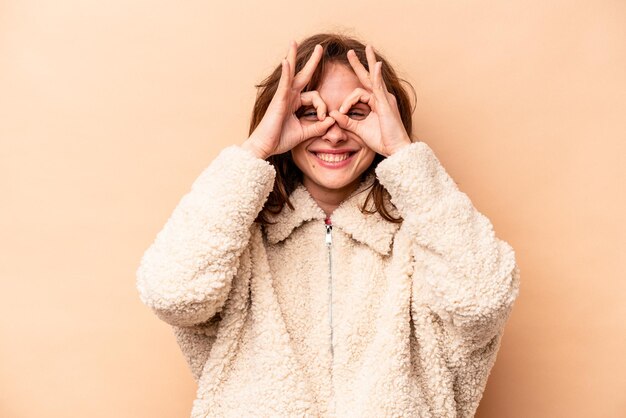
left=1, top=0, right=625, bottom=417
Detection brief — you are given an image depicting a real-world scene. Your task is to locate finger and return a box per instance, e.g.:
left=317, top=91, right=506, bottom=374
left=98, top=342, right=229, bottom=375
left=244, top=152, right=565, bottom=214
left=385, top=91, right=401, bottom=117
left=373, top=61, right=385, bottom=92
left=329, top=110, right=360, bottom=134
left=337, top=87, right=372, bottom=114
left=302, top=116, right=336, bottom=139
left=268, top=59, right=291, bottom=110
left=371, top=61, right=392, bottom=113
left=346, top=50, right=372, bottom=90
left=286, top=40, right=297, bottom=81
left=293, top=44, right=323, bottom=91
left=375, top=60, right=390, bottom=94
left=300, top=90, right=327, bottom=121
left=365, top=45, right=378, bottom=84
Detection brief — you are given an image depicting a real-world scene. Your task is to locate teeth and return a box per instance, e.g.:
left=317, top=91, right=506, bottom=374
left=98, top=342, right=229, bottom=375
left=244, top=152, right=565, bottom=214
left=314, top=152, right=352, bottom=163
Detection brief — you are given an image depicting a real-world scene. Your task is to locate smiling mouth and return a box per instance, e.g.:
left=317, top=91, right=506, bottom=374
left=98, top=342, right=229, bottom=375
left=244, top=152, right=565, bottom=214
left=309, top=151, right=357, bottom=163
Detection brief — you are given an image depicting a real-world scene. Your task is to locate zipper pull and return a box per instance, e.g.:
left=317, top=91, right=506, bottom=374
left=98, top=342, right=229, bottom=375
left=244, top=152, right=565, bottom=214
left=325, top=216, right=332, bottom=246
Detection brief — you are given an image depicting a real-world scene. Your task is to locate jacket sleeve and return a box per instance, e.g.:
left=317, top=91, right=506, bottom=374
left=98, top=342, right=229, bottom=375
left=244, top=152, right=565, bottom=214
left=135, top=144, right=276, bottom=328
left=171, top=313, right=222, bottom=383
left=375, top=141, right=521, bottom=353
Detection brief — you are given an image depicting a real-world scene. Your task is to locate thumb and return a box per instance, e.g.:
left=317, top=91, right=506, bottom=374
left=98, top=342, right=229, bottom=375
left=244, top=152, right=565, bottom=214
left=329, top=110, right=359, bottom=134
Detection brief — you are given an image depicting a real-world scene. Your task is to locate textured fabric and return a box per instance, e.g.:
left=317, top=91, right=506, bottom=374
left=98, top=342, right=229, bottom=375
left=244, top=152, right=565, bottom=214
left=136, top=141, right=521, bottom=418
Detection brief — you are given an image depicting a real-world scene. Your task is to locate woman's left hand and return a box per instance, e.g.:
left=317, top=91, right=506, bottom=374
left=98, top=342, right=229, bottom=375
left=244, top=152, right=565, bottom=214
left=328, top=45, right=412, bottom=157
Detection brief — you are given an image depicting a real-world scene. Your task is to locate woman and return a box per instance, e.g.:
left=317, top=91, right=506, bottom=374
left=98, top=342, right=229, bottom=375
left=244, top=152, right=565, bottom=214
left=136, top=33, right=520, bottom=418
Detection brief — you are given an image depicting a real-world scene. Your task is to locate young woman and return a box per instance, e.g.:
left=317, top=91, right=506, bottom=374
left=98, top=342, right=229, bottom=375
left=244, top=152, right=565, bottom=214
left=136, top=33, right=520, bottom=418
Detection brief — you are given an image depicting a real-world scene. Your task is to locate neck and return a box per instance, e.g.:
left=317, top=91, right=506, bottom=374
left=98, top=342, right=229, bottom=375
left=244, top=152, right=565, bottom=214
left=303, top=177, right=361, bottom=218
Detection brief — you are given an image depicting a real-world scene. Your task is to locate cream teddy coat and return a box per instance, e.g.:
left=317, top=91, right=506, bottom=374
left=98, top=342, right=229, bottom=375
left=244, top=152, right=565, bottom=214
left=136, top=141, right=520, bottom=418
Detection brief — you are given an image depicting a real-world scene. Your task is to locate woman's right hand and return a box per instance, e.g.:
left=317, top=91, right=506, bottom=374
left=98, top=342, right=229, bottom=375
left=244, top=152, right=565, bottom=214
left=242, top=41, right=335, bottom=160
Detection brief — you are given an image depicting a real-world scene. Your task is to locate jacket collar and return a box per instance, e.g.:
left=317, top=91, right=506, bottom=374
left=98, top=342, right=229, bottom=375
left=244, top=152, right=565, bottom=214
left=263, top=173, right=401, bottom=256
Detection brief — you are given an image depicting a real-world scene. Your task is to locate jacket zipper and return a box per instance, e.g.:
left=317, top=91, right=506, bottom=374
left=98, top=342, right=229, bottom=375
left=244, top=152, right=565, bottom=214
left=325, top=216, right=335, bottom=415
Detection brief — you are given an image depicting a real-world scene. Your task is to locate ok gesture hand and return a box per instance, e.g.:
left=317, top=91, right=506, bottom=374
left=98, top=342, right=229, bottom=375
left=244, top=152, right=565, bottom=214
left=329, top=45, right=412, bottom=157
left=243, top=41, right=335, bottom=159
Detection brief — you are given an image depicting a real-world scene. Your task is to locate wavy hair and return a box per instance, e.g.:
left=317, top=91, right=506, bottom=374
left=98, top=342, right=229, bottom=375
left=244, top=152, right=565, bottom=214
left=250, top=32, right=417, bottom=225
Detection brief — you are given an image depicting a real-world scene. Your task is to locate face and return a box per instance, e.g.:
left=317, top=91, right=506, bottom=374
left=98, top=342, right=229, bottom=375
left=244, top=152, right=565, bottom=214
left=291, top=62, right=377, bottom=197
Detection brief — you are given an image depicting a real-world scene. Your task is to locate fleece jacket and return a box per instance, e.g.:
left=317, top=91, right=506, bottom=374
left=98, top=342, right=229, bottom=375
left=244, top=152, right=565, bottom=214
left=135, top=141, right=521, bottom=418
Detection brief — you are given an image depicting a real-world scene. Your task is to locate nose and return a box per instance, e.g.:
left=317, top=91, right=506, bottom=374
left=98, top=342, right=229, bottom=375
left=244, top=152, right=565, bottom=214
left=321, top=119, right=348, bottom=144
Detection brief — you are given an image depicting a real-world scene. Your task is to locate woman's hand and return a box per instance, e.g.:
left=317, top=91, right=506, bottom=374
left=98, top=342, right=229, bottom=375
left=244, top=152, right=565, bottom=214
left=328, top=45, right=412, bottom=157
left=242, top=41, right=335, bottom=160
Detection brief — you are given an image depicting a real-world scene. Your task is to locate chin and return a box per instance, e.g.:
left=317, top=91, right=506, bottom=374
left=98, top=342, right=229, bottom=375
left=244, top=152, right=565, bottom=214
left=308, top=173, right=361, bottom=191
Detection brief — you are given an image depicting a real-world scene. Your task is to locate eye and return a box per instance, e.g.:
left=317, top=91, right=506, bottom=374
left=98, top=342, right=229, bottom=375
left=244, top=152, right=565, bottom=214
left=347, top=107, right=370, bottom=120
left=297, top=107, right=318, bottom=121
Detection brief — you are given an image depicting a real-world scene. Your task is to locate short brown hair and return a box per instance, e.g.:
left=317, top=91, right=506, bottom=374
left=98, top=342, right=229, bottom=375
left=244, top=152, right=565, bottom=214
left=250, top=32, right=417, bottom=225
